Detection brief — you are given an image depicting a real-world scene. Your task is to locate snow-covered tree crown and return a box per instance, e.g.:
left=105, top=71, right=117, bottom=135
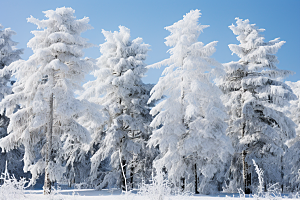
left=99, top=25, right=149, bottom=76
left=0, top=24, right=23, bottom=69
left=148, top=9, right=214, bottom=71
left=6, top=7, right=94, bottom=97
left=82, top=25, right=150, bottom=102
left=228, top=18, right=292, bottom=76
left=148, top=9, right=223, bottom=104
left=0, top=24, right=23, bottom=102
left=164, top=9, right=209, bottom=47
left=219, top=18, right=296, bottom=108
left=27, top=7, right=93, bottom=51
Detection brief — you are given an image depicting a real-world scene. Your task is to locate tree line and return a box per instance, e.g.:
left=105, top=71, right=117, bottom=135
left=0, top=7, right=299, bottom=195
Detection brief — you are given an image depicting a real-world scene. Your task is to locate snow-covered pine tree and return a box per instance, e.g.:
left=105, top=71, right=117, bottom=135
left=285, top=81, right=300, bottom=140
left=0, top=24, right=23, bottom=71
left=0, top=24, right=29, bottom=181
left=0, top=23, right=22, bottom=142
left=80, top=26, right=156, bottom=190
left=148, top=10, right=233, bottom=194
left=284, top=81, right=300, bottom=191
left=0, top=7, right=95, bottom=193
left=217, top=18, right=297, bottom=193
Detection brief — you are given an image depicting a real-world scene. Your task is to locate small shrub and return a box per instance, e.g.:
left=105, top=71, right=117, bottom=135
left=226, top=160, right=298, bottom=200
left=0, top=161, right=28, bottom=200
left=133, top=170, right=191, bottom=200
left=46, top=186, right=78, bottom=200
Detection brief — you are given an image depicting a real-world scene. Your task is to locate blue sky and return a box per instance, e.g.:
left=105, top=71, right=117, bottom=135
left=1, top=0, right=299, bottom=84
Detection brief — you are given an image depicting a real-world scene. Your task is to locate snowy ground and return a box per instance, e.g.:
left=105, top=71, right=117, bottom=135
left=22, top=189, right=299, bottom=200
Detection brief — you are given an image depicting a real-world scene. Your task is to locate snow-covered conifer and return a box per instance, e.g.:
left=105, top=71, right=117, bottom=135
left=0, top=24, right=23, bottom=70
left=0, top=24, right=23, bottom=137
left=217, top=18, right=297, bottom=193
left=0, top=7, right=95, bottom=191
left=285, top=81, right=300, bottom=138
left=80, top=26, right=156, bottom=190
left=0, top=24, right=28, bottom=180
left=284, top=81, right=300, bottom=191
left=148, top=10, right=233, bottom=194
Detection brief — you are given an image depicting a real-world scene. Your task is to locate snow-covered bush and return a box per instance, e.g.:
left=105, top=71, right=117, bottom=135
left=122, top=169, right=190, bottom=200
left=252, top=160, right=264, bottom=196
left=0, top=162, right=77, bottom=200
left=46, top=186, right=78, bottom=200
left=0, top=162, right=28, bottom=200
left=136, top=170, right=172, bottom=200
left=225, top=160, right=299, bottom=200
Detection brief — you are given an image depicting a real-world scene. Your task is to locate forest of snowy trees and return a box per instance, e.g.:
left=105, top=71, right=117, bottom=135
left=0, top=7, right=299, bottom=195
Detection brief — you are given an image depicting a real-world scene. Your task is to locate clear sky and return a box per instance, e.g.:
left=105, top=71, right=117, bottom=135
left=1, top=0, right=299, bottom=84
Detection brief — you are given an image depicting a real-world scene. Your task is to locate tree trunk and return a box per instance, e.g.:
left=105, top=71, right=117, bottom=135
left=242, top=150, right=251, bottom=194
left=242, top=150, right=246, bottom=193
left=44, top=93, right=53, bottom=195
left=241, top=119, right=251, bottom=194
left=181, top=177, right=185, bottom=191
left=119, top=147, right=127, bottom=192
left=121, top=159, right=127, bottom=191
left=194, top=163, right=199, bottom=194
left=281, top=155, right=284, bottom=192
left=130, top=131, right=134, bottom=190
left=130, top=166, right=134, bottom=189
left=180, top=77, right=186, bottom=192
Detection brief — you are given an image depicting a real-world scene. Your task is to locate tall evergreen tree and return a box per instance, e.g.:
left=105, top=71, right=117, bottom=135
left=284, top=81, right=300, bottom=191
left=0, top=7, right=94, bottom=193
left=148, top=10, right=233, bottom=194
left=80, top=26, right=157, bottom=190
left=217, top=18, right=296, bottom=193
left=0, top=23, right=27, bottom=181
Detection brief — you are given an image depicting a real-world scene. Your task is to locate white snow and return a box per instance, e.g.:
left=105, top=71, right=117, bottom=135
left=21, top=189, right=299, bottom=200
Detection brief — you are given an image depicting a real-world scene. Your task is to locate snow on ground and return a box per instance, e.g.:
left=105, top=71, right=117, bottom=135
left=22, top=189, right=299, bottom=200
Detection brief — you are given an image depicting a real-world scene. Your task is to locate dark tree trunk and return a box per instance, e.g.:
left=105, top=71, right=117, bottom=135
left=242, top=150, right=251, bottom=194
left=194, top=164, right=199, bottom=194
left=281, top=155, right=284, bottom=192
left=130, top=166, right=134, bottom=189
left=242, top=120, right=251, bottom=194
left=246, top=173, right=251, bottom=194
left=181, top=177, right=185, bottom=191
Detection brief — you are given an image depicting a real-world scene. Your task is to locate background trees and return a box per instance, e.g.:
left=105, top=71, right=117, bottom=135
left=217, top=18, right=297, bottom=193
left=148, top=10, right=233, bottom=194
left=0, top=7, right=94, bottom=192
